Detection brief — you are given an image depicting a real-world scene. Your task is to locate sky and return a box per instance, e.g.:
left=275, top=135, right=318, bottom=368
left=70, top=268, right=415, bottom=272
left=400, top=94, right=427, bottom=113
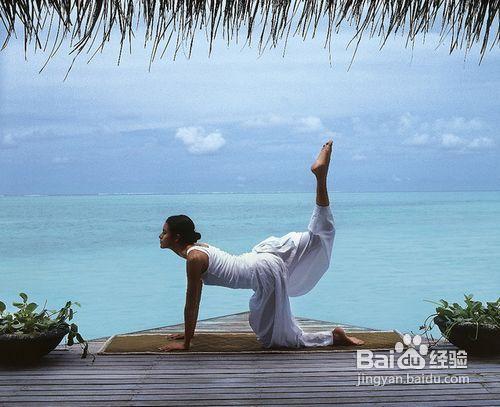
left=0, top=11, right=499, bottom=195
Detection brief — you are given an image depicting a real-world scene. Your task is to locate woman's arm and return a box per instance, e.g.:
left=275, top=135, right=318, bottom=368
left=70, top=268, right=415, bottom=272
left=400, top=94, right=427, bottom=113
left=183, top=256, right=204, bottom=349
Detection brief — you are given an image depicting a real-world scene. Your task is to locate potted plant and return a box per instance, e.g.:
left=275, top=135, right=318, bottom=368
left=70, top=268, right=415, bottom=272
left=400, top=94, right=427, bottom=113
left=420, top=294, right=500, bottom=356
left=0, top=292, right=90, bottom=365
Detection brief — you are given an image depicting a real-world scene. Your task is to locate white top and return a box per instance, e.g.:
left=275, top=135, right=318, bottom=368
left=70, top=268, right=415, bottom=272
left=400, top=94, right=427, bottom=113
left=186, top=244, right=258, bottom=289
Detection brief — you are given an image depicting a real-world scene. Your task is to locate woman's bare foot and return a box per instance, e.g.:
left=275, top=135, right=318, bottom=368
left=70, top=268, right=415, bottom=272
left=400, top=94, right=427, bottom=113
left=311, top=139, right=333, bottom=179
left=332, top=326, right=365, bottom=346
left=165, top=333, right=184, bottom=340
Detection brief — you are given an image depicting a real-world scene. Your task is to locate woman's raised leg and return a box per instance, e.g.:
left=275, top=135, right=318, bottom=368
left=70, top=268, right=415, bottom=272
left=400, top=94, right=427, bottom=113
left=285, top=140, right=336, bottom=296
left=310, top=139, right=333, bottom=206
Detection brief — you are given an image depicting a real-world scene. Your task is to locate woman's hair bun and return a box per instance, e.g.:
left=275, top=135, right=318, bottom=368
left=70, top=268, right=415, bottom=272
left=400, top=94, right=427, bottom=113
left=165, top=214, right=201, bottom=244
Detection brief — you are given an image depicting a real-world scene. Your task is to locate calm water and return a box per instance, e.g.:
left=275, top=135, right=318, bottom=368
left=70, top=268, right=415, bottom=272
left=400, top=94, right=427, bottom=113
left=1, top=192, right=499, bottom=340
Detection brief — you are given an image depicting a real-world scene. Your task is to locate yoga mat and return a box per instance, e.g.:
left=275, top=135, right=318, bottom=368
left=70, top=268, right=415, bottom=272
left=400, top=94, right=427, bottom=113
left=98, top=330, right=405, bottom=354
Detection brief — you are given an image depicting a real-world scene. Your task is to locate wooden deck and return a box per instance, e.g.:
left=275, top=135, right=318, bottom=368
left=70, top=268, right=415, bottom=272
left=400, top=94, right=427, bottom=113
left=1, top=311, right=499, bottom=406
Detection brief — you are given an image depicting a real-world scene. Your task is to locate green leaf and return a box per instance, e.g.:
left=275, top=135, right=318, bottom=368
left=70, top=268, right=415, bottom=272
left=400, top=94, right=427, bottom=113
left=423, top=299, right=442, bottom=306
left=19, top=293, right=28, bottom=302
left=0, top=301, right=5, bottom=313
left=26, top=303, right=38, bottom=313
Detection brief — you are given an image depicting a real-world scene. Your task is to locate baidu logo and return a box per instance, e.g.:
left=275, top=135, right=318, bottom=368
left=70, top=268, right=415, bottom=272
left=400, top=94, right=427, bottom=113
left=357, top=333, right=430, bottom=370
left=395, top=333, right=428, bottom=369
left=356, top=332, right=469, bottom=386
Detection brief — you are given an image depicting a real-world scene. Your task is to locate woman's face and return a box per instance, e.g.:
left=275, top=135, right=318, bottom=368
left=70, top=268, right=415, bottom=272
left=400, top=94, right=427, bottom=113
left=159, top=222, right=177, bottom=249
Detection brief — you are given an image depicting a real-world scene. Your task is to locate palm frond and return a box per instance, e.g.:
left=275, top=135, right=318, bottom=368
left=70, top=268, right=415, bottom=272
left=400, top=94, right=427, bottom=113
left=1, top=0, right=498, bottom=79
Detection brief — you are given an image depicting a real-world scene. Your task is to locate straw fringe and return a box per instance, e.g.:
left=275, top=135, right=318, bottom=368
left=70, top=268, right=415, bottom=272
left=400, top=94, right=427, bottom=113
left=1, top=0, right=498, bottom=80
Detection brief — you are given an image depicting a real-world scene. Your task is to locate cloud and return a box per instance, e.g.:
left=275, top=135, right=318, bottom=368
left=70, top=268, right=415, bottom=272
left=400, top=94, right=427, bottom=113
left=52, top=156, right=71, bottom=164
left=241, top=114, right=290, bottom=128
left=0, top=127, right=95, bottom=150
left=398, top=113, right=485, bottom=135
left=295, top=116, right=324, bottom=133
left=432, top=117, right=484, bottom=133
left=403, top=132, right=495, bottom=151
left=403, top=131, right=495, bottom=151
left=175, top=126, right=226, bottom=154
left=397, top=112, right=416, bottom=135
left=352, top=153, right=367, bottom=161
left=402, top=133, right=431, bottom=146
left=241, top=114, right=328, bottom=134
left=0, top=133, right=17, bottom=149
left=441, top=133, right=465, bottom=148
left=439, top=133, right=495, bottom=151
left=398, top=114, right=495, bottom=152
left=468, top=137, right=495, bottom=149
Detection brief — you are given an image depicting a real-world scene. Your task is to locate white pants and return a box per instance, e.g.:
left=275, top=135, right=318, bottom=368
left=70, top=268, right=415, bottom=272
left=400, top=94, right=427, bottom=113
left=249, top=203, right=337, bottom=348
left=286, top=203, right=336, bottom=297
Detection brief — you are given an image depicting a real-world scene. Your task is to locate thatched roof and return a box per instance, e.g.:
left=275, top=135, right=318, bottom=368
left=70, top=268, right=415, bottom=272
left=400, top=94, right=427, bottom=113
left=1, top=0, right=499, bottom=79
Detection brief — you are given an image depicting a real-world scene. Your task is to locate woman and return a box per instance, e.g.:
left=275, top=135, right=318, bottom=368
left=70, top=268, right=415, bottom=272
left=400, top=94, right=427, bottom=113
left=158, top=139, right=364, bottom=351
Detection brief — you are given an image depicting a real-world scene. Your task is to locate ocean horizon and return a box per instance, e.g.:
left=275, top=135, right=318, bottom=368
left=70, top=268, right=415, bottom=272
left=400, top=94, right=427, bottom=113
left=1, top=188, right=500, bottom=197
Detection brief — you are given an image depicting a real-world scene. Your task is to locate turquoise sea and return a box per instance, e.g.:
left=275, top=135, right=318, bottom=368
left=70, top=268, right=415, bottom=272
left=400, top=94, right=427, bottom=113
left=1, top=192, right=499, bottom=340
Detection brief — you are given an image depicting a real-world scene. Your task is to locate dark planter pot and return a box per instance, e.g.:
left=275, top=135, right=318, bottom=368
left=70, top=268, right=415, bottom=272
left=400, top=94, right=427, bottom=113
left=434, top=315, right=500, bottom=356
left=0, top=326, right=70, bottom=365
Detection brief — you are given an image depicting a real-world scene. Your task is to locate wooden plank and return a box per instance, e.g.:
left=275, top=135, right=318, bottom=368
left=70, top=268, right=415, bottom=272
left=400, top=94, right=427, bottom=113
left=1, top=375, right=498, bottom=386
left=0, top=384, right=496, bottom=396
left=0, top=382, right=496, bottom=392
left=0, top=368, right=496, bottom=378
left=1, top=377, right=498, bottom=386
left=1, top=391, right=497, bottom=403
left=1, top=360, right=498, bottom=377
left=2, top=393, right=499, bottom=404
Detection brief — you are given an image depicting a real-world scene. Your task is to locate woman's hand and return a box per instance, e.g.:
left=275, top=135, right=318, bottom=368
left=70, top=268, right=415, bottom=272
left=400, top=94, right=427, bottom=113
left=157, top=341, right=187, bottom=352
left=165, top=333, right=184, bottom=340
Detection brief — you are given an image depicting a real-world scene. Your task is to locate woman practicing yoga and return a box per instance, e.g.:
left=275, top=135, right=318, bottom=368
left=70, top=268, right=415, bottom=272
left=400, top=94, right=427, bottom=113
left=158, top=139, right=365, bottom=351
